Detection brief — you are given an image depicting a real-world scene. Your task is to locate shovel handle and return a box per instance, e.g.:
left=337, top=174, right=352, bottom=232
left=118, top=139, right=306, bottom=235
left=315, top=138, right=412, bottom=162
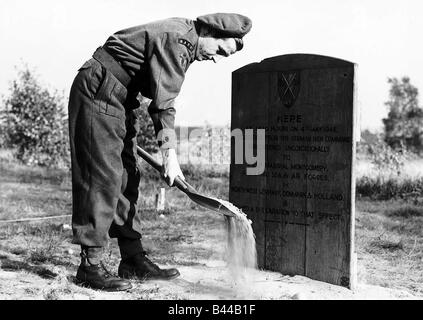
left=136, top=145, right=161, bottom=171
left=136, top=146, right=197, bottom=193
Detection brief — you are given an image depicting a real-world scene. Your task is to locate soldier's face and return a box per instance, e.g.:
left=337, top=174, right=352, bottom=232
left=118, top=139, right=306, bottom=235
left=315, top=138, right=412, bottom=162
left=197, top=37, right=237, bottom=62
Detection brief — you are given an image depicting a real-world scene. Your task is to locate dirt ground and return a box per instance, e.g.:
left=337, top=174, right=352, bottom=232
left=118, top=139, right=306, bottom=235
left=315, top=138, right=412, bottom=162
left=0, top=151, right=422, bottom=300
left=0, top=209, right=420, bottom=300
left=0, top=252, right=418, bottom=300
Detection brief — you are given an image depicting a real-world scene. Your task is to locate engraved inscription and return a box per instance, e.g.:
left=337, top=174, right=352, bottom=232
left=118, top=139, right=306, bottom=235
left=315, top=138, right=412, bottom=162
left=230, top=55, right=356, bottom=287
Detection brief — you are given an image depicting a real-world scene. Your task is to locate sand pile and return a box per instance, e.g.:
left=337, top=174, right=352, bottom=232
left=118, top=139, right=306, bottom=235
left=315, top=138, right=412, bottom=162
left=219, top=200, right=257, bottom=284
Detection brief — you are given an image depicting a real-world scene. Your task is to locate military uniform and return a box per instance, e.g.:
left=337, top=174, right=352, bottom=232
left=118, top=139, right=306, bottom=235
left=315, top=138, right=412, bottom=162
left=68, top=13, right=252, bottom=290
left=69, top=18, right=199, bottom=251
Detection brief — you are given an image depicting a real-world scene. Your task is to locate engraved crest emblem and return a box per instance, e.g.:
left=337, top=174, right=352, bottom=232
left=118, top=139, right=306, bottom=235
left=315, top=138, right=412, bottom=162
left=278, top=71, right=300, bottom=108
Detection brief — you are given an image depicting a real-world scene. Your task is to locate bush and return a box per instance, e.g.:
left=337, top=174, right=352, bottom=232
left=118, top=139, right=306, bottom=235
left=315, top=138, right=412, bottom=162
left=356, top=176, right=423, bottom=201
left=365, top=134, right=407, bottom=179
left=1, top=66, right=69, bottom=168
left=355, top=133, right=423, bottom=200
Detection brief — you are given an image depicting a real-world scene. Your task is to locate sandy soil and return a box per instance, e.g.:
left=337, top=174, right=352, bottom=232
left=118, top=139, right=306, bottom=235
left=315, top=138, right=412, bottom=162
left=0, top=209, right=420, bottom=300
left=0, top=251, right=418, bottom=300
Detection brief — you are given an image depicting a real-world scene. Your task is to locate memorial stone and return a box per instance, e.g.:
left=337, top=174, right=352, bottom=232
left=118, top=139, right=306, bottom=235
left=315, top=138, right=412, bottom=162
left=230, top=54, right=357, bottom=288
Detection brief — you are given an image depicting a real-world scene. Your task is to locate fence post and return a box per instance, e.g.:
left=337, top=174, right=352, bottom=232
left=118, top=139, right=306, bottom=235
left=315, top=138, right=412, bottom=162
left=155, top=187, right=165, bottom=211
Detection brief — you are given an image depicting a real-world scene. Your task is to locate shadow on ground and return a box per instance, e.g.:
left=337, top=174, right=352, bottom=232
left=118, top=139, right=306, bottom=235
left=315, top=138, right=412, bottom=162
left=0, top=254, right=58, bottom=279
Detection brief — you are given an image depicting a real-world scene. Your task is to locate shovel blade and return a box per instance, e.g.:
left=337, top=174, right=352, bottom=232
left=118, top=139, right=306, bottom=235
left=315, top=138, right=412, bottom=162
left=186, top=192, right=237, bottom=218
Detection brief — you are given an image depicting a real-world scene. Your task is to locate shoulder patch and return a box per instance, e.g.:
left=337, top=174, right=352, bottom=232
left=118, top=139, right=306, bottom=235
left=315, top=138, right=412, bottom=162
left=178, top=38, right=194, bottom=52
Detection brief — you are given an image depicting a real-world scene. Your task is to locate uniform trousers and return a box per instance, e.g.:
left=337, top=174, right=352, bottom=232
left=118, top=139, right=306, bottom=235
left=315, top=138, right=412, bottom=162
left=68, top=57, right=143, bottom=255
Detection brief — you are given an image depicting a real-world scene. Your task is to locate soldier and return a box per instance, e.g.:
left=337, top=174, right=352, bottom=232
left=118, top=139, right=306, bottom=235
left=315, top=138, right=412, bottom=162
left=68, top=13, right=252, bottom=291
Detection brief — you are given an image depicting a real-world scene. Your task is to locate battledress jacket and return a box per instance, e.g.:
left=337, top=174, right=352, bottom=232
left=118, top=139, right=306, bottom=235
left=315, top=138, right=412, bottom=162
left=103, top=17, right=199, bottom=149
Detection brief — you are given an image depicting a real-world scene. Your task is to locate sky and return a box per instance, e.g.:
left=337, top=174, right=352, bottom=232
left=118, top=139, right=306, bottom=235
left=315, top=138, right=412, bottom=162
left=1, top=0, right=422, bottom=132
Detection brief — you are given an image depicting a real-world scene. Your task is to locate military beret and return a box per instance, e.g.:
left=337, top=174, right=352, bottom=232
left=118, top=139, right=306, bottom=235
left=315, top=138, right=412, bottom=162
left=196, top=13, right=252, bottom=39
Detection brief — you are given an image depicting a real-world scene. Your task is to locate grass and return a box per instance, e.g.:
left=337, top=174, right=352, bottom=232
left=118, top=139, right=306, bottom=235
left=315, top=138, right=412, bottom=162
left=0, top=148, right=231, bottom=299
left=355, top=199, right=423, bottom=294
left=0, top=149, right=422, bottom=298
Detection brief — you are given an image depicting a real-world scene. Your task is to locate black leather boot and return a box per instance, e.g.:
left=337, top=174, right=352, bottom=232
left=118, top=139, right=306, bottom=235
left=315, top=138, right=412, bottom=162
left=118, top=251, right=180, bottom=281
left=75, top=246, right=132, bottom=291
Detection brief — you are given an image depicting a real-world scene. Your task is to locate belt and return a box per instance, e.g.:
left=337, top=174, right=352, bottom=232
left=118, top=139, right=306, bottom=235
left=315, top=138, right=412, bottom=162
left=92, top=47, right=132, bottom=88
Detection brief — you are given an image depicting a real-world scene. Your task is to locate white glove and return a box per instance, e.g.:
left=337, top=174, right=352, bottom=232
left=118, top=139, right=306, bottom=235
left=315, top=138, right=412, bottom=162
left=161, top=148, right=185, bottom=186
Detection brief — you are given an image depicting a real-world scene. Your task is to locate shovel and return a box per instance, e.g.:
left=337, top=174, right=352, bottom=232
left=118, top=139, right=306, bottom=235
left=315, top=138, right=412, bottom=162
left=136, top=146, right=237, bottom=218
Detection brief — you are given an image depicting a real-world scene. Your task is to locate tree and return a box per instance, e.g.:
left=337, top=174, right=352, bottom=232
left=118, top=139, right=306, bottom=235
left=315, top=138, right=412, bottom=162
left=0, top=65, right=70, bottom=168
left=382, top=77, right=423, bottom=154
